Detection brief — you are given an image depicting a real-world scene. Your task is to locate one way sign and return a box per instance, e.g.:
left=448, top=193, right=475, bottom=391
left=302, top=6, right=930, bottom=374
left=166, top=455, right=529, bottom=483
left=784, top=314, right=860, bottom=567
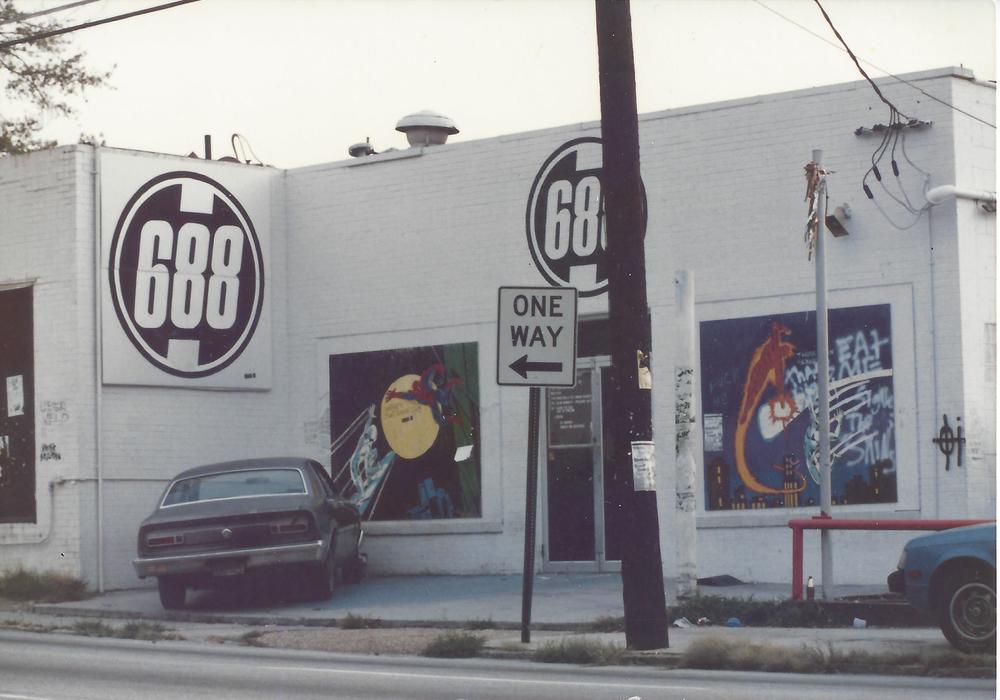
left=497, top=286, right=578, bottom=387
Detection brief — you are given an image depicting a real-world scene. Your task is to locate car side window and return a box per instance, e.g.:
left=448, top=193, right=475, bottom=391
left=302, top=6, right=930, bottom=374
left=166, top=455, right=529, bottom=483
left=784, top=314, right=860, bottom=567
left=311, top=463, right=335, bottom=498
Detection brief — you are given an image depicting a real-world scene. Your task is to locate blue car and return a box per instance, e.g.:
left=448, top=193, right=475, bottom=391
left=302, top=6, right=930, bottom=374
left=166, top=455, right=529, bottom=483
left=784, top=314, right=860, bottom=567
left=888, top=523, right=996, bottom=653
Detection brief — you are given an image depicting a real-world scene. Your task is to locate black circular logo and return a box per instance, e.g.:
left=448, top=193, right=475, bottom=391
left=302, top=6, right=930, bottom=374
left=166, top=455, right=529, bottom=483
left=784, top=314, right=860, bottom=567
left=108, top=171, right=265, bottom=378
left=525, top=137, right=646, bottom=297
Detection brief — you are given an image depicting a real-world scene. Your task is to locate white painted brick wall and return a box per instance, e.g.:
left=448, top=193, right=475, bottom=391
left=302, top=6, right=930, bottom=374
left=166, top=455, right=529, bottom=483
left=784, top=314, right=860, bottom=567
left=952, top=76, right=997, bottom=518
left=0, top=146, right=87, bottom=579
left=1, top=68, right=993, bottom=590
left=284, top=68, right=994, bottom=585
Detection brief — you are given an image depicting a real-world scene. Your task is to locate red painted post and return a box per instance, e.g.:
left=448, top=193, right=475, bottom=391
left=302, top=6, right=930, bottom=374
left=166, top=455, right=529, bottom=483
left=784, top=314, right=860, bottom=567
left=788, top=518, right=994, bottom=601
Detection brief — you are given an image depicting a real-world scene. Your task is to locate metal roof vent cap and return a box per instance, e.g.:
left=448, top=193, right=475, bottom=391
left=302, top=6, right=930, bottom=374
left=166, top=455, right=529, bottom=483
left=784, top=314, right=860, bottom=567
left=395, top=110, right=459, bottom=147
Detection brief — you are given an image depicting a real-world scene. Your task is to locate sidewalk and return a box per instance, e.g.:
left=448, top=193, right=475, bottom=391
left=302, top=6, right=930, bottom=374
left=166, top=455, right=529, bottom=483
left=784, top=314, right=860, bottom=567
left=18, top=574, right=960, bottom=661
left=33, top=574, right=890, bottom=627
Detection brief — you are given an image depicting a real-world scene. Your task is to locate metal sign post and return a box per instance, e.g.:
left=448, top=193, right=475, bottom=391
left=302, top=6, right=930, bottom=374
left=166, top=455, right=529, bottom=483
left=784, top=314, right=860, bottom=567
left=497, top=286, right=578, bottom=643
left=520, top=386, right=541, bottom=643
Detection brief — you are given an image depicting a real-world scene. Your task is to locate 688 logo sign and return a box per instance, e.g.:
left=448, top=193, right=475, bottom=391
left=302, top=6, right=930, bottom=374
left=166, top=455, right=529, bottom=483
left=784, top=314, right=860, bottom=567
left=108, top=172, right=264, bottom=378
left=525, top=137, right=646, bottom=297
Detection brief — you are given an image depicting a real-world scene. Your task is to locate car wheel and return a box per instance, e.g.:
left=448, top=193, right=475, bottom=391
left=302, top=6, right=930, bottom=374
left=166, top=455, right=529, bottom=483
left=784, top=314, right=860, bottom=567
left=157, top=576, right=186, bottom=610
left=312, top=534, right=336, bottom=601
left=939, top=569, right=996, bottom=653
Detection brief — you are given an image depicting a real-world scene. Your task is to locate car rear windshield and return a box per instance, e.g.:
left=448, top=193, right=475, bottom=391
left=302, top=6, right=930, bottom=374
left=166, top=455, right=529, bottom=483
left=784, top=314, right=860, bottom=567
left=162, top=468, right=307, bottom=506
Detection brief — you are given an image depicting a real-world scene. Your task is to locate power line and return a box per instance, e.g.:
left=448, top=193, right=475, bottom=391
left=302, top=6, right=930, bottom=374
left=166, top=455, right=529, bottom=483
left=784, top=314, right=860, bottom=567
left=752, top=0, right=995, bottom=129
left=0, top=0, right=200, bottom=49
left=1, top=0, right=102, bottom=26
left=811, top=0, right=912, bottom=119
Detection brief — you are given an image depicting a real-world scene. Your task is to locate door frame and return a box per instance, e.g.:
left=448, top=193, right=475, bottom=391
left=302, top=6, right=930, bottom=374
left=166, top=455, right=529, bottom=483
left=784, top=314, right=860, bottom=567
left=540, top=355, right=619, bottom=573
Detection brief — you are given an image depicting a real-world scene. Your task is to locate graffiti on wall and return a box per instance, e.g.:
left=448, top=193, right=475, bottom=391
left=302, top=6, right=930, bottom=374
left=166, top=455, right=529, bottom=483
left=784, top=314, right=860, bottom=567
left=700, top=304, right=896, bottom=511
left=329, top=343, right=481, bottom=521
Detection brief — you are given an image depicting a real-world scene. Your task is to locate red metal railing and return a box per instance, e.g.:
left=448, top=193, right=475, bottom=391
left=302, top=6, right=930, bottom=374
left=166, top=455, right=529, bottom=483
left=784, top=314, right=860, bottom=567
left=788, top=517, right=995, bottom=600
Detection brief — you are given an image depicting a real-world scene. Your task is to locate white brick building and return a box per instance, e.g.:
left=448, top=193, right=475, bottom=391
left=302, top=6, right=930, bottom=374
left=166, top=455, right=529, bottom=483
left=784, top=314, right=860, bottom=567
left=0, top=67, right=994, bottom=592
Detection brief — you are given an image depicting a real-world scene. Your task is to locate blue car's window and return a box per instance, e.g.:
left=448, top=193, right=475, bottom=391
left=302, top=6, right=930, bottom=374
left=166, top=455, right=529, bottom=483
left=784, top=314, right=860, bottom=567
left=162, top=468, right=307, bottom=506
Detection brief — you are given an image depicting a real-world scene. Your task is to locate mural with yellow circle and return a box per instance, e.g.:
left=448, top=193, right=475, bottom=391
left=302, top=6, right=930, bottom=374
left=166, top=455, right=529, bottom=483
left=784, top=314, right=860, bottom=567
left=380, top=374, right=441, bottom=459
left=328, top=342, right=481, bottom=521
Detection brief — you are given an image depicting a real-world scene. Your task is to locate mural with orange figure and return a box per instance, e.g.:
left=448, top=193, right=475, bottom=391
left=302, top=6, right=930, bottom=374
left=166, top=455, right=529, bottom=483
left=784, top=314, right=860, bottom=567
left=700, top=305, right=896, bottom=512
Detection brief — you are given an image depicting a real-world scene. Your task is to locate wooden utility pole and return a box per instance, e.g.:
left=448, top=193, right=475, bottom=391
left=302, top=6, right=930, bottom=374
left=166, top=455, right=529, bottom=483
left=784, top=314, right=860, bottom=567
left=595, top=0, right=669, bottom=650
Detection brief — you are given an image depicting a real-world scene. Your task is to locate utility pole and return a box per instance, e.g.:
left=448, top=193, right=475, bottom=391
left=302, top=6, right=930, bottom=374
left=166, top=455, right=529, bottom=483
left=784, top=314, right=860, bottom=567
left=813, top=149, right=834, bottom=600
left=595, top=0, right=669, bottom=650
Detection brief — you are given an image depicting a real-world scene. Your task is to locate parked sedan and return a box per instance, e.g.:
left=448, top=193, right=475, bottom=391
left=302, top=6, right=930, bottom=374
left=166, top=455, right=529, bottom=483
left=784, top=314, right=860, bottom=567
left=133, top=457, right=364, bottom=610
left=888, top=523, right=995, bottom=653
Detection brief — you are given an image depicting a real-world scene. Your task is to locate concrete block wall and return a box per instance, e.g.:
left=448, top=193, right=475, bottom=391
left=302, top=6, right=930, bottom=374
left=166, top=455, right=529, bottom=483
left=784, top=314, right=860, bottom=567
left=285, top=68, right=993, bottom=585
left=0, top=146, right=89, bottom=579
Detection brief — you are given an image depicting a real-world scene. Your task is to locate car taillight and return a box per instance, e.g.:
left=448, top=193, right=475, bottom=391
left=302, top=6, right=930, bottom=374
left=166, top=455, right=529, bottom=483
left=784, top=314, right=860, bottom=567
left=147, top=534, right=184, bottom=547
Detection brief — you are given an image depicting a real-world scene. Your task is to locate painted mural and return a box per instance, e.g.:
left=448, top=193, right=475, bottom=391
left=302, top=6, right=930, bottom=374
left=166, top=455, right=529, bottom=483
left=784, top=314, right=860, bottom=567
left=700, top=304, right=896, bottom=511
left=328, top=343, right=481, bottom=521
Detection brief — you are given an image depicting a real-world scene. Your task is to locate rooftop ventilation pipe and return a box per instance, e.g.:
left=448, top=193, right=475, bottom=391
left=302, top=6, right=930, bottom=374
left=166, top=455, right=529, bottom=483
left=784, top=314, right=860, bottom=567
left=395, top=110, right=459, bottom=147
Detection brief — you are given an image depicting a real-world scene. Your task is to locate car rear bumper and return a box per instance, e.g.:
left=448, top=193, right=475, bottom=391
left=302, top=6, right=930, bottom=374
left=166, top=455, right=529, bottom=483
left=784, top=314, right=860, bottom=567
left=133, top=539, right=326, bottom=579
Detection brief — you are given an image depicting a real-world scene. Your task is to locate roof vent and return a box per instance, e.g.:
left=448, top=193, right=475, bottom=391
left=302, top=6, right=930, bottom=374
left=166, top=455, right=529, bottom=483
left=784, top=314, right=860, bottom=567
left=348, top=137, right=376, bottom=158
left=395, top=110, right=458, bottom=147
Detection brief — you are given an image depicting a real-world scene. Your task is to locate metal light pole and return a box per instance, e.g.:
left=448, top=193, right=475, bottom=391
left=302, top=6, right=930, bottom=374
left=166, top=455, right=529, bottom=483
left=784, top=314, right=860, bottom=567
left=596, top=0, right=668, bottom=650
left=812, top=149, right=834, bottom=600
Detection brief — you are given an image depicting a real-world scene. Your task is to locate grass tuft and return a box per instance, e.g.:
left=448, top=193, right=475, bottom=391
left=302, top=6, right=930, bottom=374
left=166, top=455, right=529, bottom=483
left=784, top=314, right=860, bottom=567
left=533, top=638, right=627, bottom=666
left=421, top=630, right=486, bottom=658
left=72, top=620, right=117, bottom=637
left=240, top=630, right=265, bottom=646
left=340, top=613, right=382, bottom=630
left=681, top=637, right=996, bottom=677
left=119, top=621, right=177, bottom=641
left=584, top=616, right=625, bottom=633
left=463, top=617, right=497, bottom=630
left=0, top=569, right=89, bottom=603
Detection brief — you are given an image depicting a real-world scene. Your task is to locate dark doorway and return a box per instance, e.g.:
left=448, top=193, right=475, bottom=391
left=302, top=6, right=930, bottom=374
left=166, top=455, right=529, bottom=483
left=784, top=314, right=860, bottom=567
left=544, top=352, right=622, bottom=572
left=0, top=286, right=36, bottom=523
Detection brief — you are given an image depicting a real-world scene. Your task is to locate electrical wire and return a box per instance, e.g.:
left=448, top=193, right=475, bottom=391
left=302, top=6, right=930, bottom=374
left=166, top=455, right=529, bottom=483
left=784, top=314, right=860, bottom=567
left=811, top=0, right=913, bottom=119
left=752, top=0, right=995, bottom=129
left=0, top=0, right=200, bottom=49
left=0, top=0, right=101, bottom=26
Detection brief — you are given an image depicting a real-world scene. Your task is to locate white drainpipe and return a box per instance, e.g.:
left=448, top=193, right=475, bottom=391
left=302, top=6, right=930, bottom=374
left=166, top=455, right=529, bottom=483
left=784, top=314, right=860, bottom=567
left=93, top=146, right=105, bottom=593
left=925, top=184, right=997, bottom=208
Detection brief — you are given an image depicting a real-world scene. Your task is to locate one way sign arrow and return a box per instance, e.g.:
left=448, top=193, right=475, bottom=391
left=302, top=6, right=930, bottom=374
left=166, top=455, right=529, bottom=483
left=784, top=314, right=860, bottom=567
left=509, top=355, right=563, bottom=379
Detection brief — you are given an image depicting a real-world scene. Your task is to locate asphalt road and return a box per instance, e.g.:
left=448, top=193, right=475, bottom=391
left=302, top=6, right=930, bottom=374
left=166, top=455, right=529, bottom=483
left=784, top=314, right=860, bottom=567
left=0, top=630, right=994, bottom=700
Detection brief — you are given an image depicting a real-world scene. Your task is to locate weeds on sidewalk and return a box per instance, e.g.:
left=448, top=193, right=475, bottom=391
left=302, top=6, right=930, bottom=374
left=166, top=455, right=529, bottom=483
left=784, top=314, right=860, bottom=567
left=463, top=617, right=497, bottom=630
left=421, top=630, right=486, bottom=658
left=119, top=621, right=179, bottom=641
left=240, top=630, right=265, bottom=646
left=71, top=619, right=180, bottom=642
left=72, top=620, right=117, bottom=637
left=0, top=569, right=88, bottom=603
left=680, top=637, right=996, bottom=678
left=1, top=618, right=57, bottom=633
left=533, top=638, right=627, bottom=665
left=340, top=613, right=382, bottom=629
left=580, top=593, right=921, bottom=631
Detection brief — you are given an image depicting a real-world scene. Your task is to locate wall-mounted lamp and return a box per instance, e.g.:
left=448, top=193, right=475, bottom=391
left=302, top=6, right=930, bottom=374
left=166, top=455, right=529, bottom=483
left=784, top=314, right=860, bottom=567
left=825, top=203, right=851, bottom=237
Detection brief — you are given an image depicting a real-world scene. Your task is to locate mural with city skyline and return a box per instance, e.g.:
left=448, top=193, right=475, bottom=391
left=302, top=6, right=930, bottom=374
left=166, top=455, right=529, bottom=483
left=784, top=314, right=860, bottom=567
left=700, top=304, right=896, bottom=511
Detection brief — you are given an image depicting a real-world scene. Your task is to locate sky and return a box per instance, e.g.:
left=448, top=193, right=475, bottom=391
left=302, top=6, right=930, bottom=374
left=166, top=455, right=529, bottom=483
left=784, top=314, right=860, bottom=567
left=11, top=0, right=998, bottom=169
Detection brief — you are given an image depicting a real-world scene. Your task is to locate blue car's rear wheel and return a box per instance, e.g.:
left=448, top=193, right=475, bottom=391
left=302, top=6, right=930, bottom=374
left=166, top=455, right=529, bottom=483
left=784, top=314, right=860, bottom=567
left=940, top=570, right=996, bottom=653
